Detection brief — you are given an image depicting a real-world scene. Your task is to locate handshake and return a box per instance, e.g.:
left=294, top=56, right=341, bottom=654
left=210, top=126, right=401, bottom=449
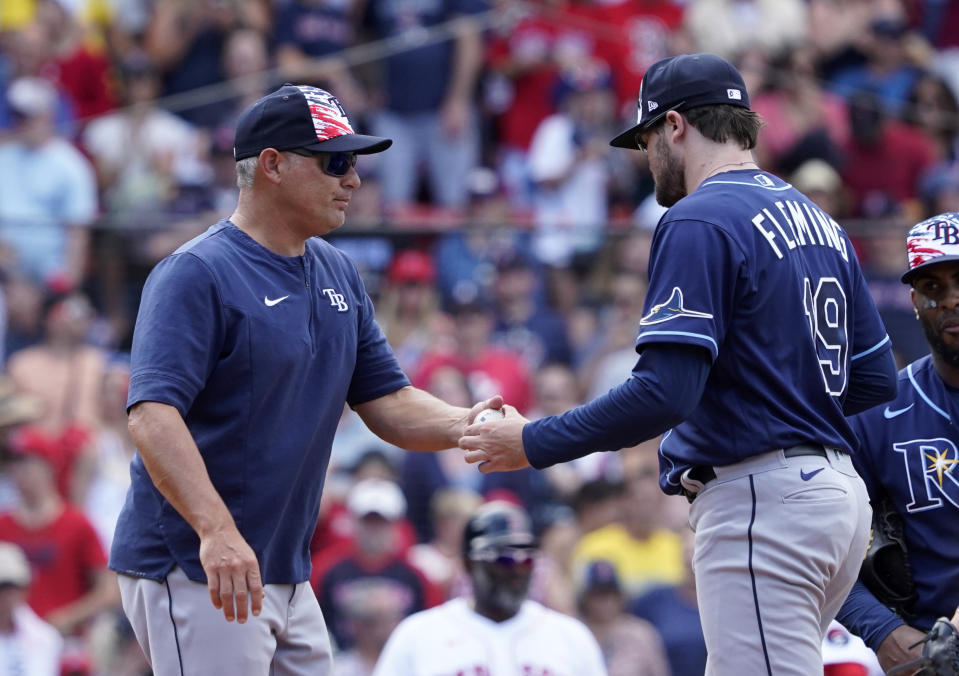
left=460, top=397, right=531, bottom=473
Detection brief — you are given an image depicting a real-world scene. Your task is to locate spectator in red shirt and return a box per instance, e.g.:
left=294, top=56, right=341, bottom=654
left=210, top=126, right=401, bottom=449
left=36, top=0, right=117, bottom=121
left=414, top=292, right=534, bottom=414
left=577, top=0, right=686, bottom=117
left=0, top=430, right=119, bottom=635
left=841, top=91, right=938, bottom=218
left=486, top=0, right=563, bottom=205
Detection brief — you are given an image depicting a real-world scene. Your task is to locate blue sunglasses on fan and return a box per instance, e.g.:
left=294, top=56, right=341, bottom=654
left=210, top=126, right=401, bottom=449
left=469, top=547, right=537, bottom=569
left=287, top=149, right=358, bottom=177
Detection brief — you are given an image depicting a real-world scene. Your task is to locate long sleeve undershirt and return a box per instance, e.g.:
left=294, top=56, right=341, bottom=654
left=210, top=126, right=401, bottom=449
left=524, top=343, right=711, bottom=469
left=523, top=340, right=897, bottom=470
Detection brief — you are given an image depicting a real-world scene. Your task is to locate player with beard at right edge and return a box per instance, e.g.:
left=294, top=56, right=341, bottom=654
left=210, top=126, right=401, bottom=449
left=835, top=213, right=959, bottom=676
left=459, top=53, right=899, bottom=675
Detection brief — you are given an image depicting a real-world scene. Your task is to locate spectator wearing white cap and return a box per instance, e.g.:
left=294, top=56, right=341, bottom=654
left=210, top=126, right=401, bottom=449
left=310, top=478, right=441, bottom=652
left=0, top=541, right=63, bottom=676
left=0, top=77, right=97, bottom=287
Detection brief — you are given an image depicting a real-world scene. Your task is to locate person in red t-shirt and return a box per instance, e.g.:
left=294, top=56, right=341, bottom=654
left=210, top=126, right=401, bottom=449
left=486, top=1, right=564, bottom=155
left=572, top=0, right=685, bottom=116
left=0, top=431, right=119, bottom=635
left=414, top=294, right=533, bottom=415
left=841, top=91, right=938, bottom=218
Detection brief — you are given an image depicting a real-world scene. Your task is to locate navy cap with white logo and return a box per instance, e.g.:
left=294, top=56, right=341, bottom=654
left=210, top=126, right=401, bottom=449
left=234, top=84, right=392, bottom=160
left=610, top=53, right=751, bottom=150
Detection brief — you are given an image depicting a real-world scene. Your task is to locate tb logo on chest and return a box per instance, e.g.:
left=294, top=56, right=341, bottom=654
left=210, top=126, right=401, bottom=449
left=893, top=438, right=959, bottom=511
left=322, top=288, right=349, bottom=312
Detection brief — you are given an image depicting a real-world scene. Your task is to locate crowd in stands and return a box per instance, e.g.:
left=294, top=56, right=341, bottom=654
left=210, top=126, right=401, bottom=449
left=0, top=0, right=957, bottom=674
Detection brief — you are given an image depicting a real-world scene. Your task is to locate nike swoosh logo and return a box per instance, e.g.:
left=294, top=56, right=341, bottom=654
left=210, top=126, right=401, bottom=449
left=264, top=295, right=290, bottom=307
left=800, top=467, right=825, bottom=481
left=883, top=403, right=915, bottom=419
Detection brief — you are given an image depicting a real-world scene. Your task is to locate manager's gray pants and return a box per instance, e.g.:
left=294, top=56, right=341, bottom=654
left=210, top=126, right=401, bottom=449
left=118, top=566, right=333, bottom=676
left=686, top=447, right=871, bottom=676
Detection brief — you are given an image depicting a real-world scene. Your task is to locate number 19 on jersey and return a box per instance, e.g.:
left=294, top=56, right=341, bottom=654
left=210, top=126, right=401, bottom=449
left=803, top=276, right=848, bottom=397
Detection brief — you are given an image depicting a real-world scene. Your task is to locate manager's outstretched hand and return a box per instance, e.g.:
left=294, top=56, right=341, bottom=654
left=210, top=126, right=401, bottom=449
left=460, top=405, right=531, bottom=473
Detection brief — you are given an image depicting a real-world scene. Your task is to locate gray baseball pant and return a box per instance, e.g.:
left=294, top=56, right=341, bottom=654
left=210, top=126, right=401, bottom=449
left=118, top=566, right=333, bottom=676
left=685, top=446, right=871, bottom=676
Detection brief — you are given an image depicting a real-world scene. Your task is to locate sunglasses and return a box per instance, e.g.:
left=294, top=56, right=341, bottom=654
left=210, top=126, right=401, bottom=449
left=471, top=548, right=537, bottom=569
left=287, top=149, right=358, bottom=177
left=635, top=122, right=662, bottom=153
left=635, top=112, right=677, bottom=153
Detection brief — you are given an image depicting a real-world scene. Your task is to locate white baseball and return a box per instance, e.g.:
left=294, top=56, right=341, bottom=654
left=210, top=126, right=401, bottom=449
left=475, top=408, right=505, bottom=424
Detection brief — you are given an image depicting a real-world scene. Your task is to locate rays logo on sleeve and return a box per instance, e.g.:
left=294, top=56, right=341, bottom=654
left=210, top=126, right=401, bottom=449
left=640, top=287, right=714, bottom=325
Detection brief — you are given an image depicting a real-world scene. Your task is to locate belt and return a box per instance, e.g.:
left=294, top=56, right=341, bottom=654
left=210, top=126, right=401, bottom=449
left=682, top=445, right=832, bottom=503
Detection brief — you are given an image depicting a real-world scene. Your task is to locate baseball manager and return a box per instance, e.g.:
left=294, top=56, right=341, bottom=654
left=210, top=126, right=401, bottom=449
left=109, top=84, right=502, bottom=676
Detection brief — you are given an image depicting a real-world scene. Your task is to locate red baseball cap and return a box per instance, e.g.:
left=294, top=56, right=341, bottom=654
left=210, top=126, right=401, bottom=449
left=388, top=250, right=435, bottom=285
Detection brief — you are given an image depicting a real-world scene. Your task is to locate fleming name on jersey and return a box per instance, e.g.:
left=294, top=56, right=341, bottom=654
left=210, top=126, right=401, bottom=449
left=749, top=182, right=849, bottom=262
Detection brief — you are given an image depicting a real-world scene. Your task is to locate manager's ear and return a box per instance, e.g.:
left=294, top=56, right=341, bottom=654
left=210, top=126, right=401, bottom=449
left=258, top=148, right=285, bottom=184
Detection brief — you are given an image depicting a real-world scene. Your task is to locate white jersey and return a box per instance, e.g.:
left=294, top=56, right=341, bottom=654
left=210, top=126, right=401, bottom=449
left=372, top=598, right=608, bottom=676
left=0, top=604, right=63, bottom=676
left=822, top=621, right=884, bottom=676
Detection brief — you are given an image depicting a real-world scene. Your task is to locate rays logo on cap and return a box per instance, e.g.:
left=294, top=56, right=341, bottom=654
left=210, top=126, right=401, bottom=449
left=904, top=212, right=959, bottom=281
left=298, top=86, right=355, bottom=143
left=640, top=287, right=713, bottom=325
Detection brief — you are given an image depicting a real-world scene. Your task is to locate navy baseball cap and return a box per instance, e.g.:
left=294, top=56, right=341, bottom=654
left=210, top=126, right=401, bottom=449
left=901, top=212, right=959, bottom=283
left=582, top=560, right=621, bottom=593
left=234, top=84, right=392, bottom=160
left=610, top=53, right=751, bottom=150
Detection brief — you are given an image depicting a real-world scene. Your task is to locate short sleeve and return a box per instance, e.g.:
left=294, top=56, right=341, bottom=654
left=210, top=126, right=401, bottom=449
left=61, top=147, right=97, bottom=226
left=637, top=219, right=744, bottom=360
left=848, top=413, right=881, bottom=499
left=127, top=253, right=226, bottom=415
left=849, top=264, right=892, bottom=363
left=451, top=0, right=488, bottom=16
left=346, top=276, right=410, bottom=406
left=371, top=617, right=415, bottom=675
left=273, top=5, right=297, bottom=47
left=574, top=622, right=609, bottom=674
left=528, top=116, right=574, bottom=182
left=74, top=511, right=108, bottom=571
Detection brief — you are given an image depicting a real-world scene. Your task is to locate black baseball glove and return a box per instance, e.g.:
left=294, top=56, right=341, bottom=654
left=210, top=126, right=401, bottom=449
left=886, top=617, right=959, bottom=676
left=861, top=498, right=918, bottom=618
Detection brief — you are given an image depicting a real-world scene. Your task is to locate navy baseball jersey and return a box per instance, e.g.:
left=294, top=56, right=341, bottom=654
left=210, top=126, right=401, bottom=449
left=846, top=355, right=959, bottom=632
left=110, top=221, right=409, bottom=584
left=644, top=170, right=891, bottom=493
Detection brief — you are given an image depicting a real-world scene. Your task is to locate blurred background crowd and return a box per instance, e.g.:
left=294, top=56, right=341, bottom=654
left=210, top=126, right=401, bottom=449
left=0, top=0, right=957, bottom=674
